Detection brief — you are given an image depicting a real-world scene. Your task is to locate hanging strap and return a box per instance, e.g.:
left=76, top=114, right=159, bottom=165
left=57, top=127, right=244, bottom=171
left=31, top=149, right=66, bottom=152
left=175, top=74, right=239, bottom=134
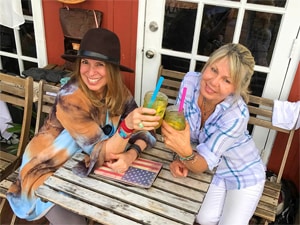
left=93, top=10, right=99, bottom=28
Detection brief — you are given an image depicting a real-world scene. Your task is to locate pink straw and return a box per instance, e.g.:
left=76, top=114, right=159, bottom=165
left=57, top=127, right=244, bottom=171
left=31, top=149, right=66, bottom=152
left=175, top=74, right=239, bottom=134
left=179, top=87, right=187, bottom=112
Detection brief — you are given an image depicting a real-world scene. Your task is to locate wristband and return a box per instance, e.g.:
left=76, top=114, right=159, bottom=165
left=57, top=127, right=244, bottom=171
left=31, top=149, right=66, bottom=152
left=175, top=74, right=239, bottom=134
left=118, top=126, right=132, bottom=139
left=120, top=120, right=133, bottom=133
left=126, top=143, right=142, bottom=158
left=118, top=120, right=133, bottom=139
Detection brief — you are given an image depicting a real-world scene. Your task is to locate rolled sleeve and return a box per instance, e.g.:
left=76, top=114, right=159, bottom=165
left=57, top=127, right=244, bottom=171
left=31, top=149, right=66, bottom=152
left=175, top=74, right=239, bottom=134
left=197, top=143, right=220, bottom=170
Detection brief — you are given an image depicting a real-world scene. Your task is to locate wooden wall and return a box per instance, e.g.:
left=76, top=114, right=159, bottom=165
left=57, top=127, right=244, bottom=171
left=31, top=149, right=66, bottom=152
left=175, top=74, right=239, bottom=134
left=41, top=0, right=138, bottom=94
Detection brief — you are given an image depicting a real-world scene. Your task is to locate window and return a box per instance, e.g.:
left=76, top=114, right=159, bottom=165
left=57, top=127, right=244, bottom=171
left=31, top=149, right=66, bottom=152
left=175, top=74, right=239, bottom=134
left=0, top=0, right=47, bottom=76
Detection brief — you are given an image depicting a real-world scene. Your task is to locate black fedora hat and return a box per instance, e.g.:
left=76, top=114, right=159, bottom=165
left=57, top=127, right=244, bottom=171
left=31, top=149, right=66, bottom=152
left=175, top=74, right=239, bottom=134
left=62, top=28, right=134, bottom=73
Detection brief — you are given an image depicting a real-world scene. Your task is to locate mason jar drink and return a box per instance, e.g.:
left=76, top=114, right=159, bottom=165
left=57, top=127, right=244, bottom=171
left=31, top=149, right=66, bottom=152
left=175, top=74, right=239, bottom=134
left=164, top=105, right=186, bottom=131
left=143, top=91, right=168, bottom=129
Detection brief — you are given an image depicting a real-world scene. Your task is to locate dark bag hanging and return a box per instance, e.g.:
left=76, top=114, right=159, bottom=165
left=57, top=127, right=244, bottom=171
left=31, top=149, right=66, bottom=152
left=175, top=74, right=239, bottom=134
left=59, top=7, right=102, bottom=40
left=59, top=7, right=102, bottom=70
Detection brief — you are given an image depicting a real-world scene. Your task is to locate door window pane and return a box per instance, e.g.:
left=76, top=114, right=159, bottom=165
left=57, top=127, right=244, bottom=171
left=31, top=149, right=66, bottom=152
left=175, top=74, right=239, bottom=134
left=162, top=55, right=189, bottom=72
left=24, top=60, right=37, bottom=70
left=198, top=6, right=237, bottom=56
left=195, top=61, right=205, bottom=73
left=249, top=72, right=267, bottom=97
left=20, top=21, right=37, bottom=58
left=0, top=26, right=16, bottom=53
left=247, top=0, right=286, bottom=8
left=240, top=10, right=281, bottom=67
left=0, top=56, right=20, bottom=75
left=163, top=1, right=197, bottom=53
left=22, top=0, right=33, bottom=16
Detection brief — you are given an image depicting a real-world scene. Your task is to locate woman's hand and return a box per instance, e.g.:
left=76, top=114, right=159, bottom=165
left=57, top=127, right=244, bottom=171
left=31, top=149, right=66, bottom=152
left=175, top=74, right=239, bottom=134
left=170, top=160, right=189, bottom=177
left=125, top=107, right=161, bottom=131
left=161, top=120, right=193, bottom=157
left=106, top=151, right=136, bottom=173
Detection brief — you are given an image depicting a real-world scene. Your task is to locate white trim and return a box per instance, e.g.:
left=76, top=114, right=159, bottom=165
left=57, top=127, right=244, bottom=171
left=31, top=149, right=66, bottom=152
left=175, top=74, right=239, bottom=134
left=31, top=0, right=47, bottom=67
left=134, top=0, right=147, bottom=105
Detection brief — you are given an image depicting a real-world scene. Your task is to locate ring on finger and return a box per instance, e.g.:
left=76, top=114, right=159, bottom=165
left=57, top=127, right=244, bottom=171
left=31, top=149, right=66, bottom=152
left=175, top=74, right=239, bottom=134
left=138, top=121, right=144, bottom=128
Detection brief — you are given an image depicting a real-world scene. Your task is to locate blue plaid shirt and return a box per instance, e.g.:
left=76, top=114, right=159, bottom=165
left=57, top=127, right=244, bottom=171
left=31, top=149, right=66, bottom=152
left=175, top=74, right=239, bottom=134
left=176, top=72, right=266, bottom=190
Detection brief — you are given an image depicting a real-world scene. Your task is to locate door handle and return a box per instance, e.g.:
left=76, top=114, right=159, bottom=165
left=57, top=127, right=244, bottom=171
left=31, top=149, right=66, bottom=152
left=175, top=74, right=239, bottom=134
left=145, top=50, right=155, bottom=59
left=149, top=21, right=158, bottom=32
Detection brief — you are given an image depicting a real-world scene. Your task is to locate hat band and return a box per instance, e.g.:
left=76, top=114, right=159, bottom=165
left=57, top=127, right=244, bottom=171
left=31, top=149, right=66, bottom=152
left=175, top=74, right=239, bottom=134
left=78, top=50, right=120, bottom=64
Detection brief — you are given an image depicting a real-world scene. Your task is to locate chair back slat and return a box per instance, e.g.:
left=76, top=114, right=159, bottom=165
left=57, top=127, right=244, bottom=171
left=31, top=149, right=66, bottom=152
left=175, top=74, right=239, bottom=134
left=35, top=80, right=60, bottom=134
left=247, top=95, right=291, bottom=134
left=157, top=66, right=185, bottom=105
left=249, top=95, right=274, bottom=106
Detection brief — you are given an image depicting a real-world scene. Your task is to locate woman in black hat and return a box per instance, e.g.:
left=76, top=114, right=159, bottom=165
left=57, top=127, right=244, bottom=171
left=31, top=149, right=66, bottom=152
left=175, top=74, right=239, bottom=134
left=7, top=28, right=160, bottom=224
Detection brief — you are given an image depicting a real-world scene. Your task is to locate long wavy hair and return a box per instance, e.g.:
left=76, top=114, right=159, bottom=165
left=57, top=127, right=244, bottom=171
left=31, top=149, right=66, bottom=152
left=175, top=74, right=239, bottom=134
left=72, top=59, right=130, bottom=116
left=201, top=43, right=255, bottom=103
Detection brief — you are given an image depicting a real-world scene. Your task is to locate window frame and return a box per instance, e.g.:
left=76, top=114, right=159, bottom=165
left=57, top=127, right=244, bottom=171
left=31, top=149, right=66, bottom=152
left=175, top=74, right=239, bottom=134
left=0, top=0, right=47, bottom=74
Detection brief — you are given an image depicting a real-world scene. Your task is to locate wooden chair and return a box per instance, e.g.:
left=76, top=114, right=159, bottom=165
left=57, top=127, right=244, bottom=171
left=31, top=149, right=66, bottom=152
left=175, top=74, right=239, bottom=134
left=0, top=73, right=33, bottom=225
left=0, top=73, right=33, bottom=181
left=248, top=95, right=296, bottom=224
left=0, top=78, right=59, bottom=224
left=157, top=66, right=296, bottom=224
left=35, top=79, right=60, bottom=134
left=157, top=66, right=185, bottom=105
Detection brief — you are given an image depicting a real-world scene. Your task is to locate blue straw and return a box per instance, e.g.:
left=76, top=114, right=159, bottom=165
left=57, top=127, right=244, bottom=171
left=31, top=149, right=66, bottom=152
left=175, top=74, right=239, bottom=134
left=147, top=76, right=164, bottom=108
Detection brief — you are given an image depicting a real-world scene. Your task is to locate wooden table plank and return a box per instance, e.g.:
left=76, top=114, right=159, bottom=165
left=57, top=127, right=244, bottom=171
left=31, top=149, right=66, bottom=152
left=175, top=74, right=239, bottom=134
left=36, top=185, right=142, bottom=225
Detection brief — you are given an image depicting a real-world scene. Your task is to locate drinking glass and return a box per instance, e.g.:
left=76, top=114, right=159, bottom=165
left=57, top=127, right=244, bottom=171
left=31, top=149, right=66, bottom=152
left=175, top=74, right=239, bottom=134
left=164, top=105, right=186, bottom=130
left=143, top=91, right=168, bottom=129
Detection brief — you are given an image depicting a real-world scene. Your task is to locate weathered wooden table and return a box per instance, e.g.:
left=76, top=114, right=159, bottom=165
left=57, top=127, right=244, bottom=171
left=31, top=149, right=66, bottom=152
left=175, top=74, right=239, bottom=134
left=35, top=136, right=213, bottom=225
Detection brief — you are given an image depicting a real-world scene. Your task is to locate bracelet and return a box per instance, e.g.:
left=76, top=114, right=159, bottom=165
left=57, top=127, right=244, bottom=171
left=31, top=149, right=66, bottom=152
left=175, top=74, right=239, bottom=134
left=118, top=120, right=134, bottom=139
left=118, top=126, right=131, bottom=139
left=182, top=154, right=198, bottom=164
left=126, top=144, right=142, bottom=158
left=178, top=152, right=195, bottom=161
left=120, top=120, right=134, bottom=133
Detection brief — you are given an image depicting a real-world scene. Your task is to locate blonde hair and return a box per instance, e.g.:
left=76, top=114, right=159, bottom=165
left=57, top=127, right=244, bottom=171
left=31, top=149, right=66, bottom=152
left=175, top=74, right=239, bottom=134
left=201, top=43, right=255, bottom=103
left=72, top=59, right=130, bottom=116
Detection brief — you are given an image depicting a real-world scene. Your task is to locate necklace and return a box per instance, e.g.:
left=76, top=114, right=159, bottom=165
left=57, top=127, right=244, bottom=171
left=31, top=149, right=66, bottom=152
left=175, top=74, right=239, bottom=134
left=202, top=96, right=215, bottom=117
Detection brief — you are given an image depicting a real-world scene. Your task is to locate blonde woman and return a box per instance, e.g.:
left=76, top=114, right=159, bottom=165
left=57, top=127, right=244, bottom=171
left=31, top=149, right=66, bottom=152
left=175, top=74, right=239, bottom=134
left=162, top=43, right=265, bottom=225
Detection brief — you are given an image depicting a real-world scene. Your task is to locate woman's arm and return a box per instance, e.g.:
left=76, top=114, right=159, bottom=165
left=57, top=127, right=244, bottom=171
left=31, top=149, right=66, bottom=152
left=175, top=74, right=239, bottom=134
left=162, top=120, right=208, bottom=174
left=105, top=97, right=158, bottom=172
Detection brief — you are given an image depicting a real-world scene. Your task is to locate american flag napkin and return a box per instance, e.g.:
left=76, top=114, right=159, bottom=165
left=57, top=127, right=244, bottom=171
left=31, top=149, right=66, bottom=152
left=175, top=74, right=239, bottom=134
left=94, top=158, right=163, bottom=188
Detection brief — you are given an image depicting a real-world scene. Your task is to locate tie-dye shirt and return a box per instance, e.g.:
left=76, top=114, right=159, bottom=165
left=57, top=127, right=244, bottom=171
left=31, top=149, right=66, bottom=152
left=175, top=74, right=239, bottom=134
left=176, top=71, right=265, bottom=190
left=7, top=78, right=156, bottom=220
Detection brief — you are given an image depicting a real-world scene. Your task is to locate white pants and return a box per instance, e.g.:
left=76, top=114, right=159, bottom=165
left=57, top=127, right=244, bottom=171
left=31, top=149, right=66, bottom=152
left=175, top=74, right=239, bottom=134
left=196, top=180, right=265, bottom=225
left=0, top=100, right=13, bottom=139
left=45, top=205, right=87, bottom=225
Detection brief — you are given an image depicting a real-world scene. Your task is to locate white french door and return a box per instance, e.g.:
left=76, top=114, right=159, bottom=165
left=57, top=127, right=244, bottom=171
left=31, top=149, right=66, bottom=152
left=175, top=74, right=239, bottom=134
left=135, top=0, right=300, bottom=164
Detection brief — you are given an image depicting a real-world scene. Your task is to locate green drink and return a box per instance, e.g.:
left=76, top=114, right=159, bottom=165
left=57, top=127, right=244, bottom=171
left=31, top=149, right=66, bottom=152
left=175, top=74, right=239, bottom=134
left=143, top=91, right=168, bottom=129
left=164, top=105, right=186, bottom=130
